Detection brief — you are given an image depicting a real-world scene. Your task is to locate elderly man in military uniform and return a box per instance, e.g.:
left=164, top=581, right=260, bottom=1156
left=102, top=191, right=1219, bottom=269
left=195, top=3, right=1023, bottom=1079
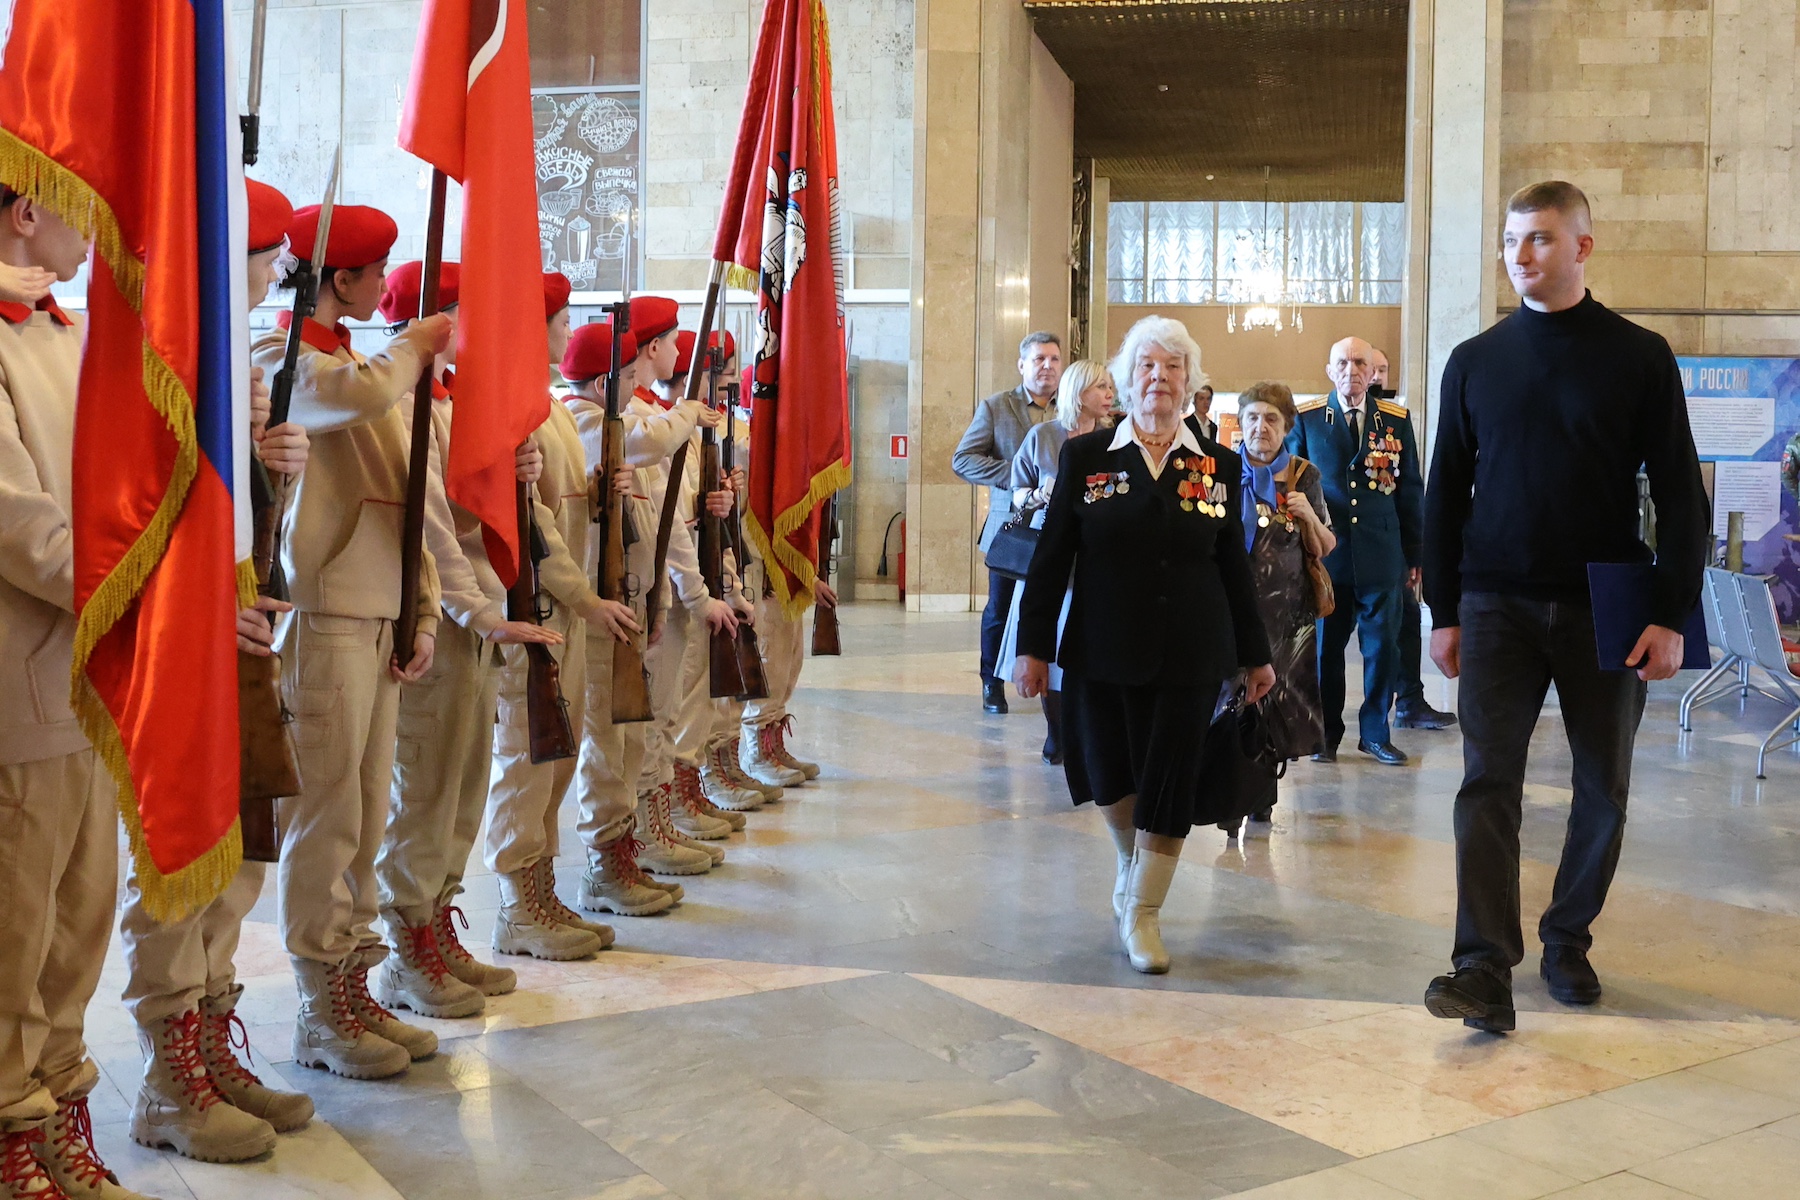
left=1286, top=336, right=1422, bottom=765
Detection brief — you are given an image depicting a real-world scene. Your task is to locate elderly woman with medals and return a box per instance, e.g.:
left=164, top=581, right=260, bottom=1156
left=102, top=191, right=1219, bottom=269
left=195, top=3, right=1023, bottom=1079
left=1015, top=316, right=1274, bottom=974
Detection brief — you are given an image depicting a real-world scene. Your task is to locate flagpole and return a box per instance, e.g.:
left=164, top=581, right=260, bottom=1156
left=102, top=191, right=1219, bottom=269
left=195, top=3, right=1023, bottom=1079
left=396, top=168, right=449, bottom=665
left=645, top=258, right=726, bottom=621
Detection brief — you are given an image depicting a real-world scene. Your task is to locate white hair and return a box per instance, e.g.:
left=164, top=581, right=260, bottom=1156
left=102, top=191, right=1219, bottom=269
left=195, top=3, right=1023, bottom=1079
left=1109, top=315, right=1209, bottom=411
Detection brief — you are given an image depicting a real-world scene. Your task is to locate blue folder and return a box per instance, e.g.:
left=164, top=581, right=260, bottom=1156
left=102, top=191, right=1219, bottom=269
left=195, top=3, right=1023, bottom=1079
left=1587, top=563, right=1711, bottom=671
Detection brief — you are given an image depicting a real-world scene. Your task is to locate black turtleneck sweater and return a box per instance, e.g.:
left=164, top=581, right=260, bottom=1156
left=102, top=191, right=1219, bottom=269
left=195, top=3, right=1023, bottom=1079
left=1423, top=292, right=1708, bottom=629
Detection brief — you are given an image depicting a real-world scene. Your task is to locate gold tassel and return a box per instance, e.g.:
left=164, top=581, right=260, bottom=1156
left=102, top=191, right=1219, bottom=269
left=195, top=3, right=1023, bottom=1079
left=235, top=558, right=259, bottom=611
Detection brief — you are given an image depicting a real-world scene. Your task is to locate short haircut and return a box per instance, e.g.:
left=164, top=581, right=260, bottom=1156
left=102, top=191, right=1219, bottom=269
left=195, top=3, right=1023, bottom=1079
left=1506, top=180, right=1592, bottom=231
left=1238, top=380, right=1297, bottom=433
left=1019, top=331, right=1061, bottom=359
left=1109, top=315, right=1208, bottom=410
left=1054, top=359, right=1112, bottom=430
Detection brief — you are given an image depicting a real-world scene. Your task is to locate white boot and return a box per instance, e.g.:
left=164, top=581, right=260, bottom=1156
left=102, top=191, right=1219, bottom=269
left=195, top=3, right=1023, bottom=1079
left=741, top=723, right=804, bottom=789
left=529, top=857, right=616, bottom=947
left=493, top=869, right=604, bottom=960
left=129, top=1011, right=276, bottom=1163
left=670, top=763, right=735, bottom=839
left=1107, top=824, right=1135, bottom=922
left=770, top=717, right=820, bottom=780
left=577, top=836, right=676, bottom=917
left=432, top=889, right=517, bottom=997
left=720, top=735, right=782, bottom=802
left=374, top=911, right=486, bottom=1018
left=289, top=956, right=410, bottom=1080
left=1120, top=848, right=1179, bottom=975
left=634, top=785, right=714, bottom=875
left=47, top=1092, right=170, bottom=1197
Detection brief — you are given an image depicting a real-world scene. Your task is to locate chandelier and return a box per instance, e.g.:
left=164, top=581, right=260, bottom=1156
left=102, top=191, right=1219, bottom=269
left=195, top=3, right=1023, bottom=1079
left=1227, top=167, right=1304, bottom=335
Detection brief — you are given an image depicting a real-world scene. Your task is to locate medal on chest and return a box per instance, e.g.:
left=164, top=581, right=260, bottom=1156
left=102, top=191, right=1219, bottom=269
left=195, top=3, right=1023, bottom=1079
left=1256, top=493, right=1298, bottom=533
left=1083, top=469, right=1130, bottom=503
left=1363, top=426, right=1401, bottom=495
left=1174, top=454, right=1225, bottom=516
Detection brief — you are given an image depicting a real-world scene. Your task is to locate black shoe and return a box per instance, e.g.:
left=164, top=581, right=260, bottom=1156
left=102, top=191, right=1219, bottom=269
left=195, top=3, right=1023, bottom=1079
left=1540, top=944, right=1602, bottom=1006
left=1396, top=703, right=1457, bottom=730
left=1041, top=745, right=1064, bottom=766
left=1217, top=818, right=1243, bottom=839
left=1356, top=739, right=1409, bottom=765
left=1249, top=808, right=1273, bottom=823
left=1311, top=744, right=1339, bottom=763
left=1424, top=967, right=1516, bottom=1033
left=982, top=680, right=1008, bottom=714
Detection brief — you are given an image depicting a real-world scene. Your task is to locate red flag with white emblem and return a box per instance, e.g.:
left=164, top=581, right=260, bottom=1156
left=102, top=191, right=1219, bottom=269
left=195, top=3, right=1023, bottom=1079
left=399, top=0, right=546, bottom=585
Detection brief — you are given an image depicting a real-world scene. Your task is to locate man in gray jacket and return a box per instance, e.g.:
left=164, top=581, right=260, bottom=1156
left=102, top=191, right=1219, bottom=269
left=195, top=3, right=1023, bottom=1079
left=953, top=331, right=1063, bottom=713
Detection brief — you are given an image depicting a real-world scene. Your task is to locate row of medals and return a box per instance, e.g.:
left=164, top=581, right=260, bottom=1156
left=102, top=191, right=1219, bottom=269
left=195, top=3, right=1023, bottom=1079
left=1181, top=460, right=1226, bottom=516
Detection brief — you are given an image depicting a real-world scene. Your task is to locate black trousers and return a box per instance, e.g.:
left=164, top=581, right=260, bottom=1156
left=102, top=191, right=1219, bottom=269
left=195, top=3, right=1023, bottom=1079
left=1318, top=583, right=1402, bottom=747
left=1452, top=593, right=1646, bottom=983
left=1396, top=592, right=1426, bottom=711
left=979, top=568, right=1016, bottom=685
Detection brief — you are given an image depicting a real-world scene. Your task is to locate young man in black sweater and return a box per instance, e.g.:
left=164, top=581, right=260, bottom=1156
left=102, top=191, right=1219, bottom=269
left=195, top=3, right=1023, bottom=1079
left=1421, top=181, right=1708, bottom=1033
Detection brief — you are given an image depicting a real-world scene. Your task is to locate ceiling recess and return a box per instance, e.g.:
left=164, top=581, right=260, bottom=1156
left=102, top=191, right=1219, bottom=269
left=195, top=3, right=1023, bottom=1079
left=1025, top=0, right=1410, bottom=203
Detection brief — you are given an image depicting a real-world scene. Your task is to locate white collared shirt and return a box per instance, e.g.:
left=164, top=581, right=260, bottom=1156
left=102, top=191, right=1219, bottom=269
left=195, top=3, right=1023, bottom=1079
left=1110, top=418, right=1205, bottom=481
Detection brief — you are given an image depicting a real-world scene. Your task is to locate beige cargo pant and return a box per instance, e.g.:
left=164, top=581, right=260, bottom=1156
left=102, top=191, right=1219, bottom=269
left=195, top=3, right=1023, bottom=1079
left=638, top=600, right=699, bottom=793
left=277, top=613, right=400, bottom=965
left=379, top=620, right=500, bottom=926
left=485, top=601, right=585, bottom=874
left=573, top=624, right=646, bottom=852
left=0, top=749, right=114, bottom=1130
left=742, top=591, right=804, bottom=733
left=120, top=862, right=264, bottom=1027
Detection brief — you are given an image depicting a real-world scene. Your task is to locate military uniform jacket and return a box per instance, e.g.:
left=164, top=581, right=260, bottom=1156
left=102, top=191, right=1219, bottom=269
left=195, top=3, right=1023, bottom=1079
left=528, top=396, right=602, bottom=613
left=1284, top=391, right=1421, bottom=592
left=1017, top=423, right=1271, bottom=688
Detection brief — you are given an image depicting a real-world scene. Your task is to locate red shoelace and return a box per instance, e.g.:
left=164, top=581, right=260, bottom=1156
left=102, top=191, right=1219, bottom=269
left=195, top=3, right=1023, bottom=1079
left=0, top=1128, right=60, bottom=1195
left=48, top=1097, right=110, bottom=1188
left=200, top=1007, right=263, bottom=1090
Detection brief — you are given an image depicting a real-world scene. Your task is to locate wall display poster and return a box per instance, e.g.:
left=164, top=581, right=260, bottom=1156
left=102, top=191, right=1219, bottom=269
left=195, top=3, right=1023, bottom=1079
left=1679, top=356, right=1800, bottom=621
left=533, top=90, right=640, bottom=294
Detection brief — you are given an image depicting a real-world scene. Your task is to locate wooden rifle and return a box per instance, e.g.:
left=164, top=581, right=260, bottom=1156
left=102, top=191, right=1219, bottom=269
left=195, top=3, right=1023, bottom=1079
left=697, top=344, right=750, bottom=699
left=395, top=170, right=448, bottom=668
left=508, top=482, right=577, bottom=762
left=595, top=299, right=653, bottom=722
left=811, top=495, right=842, bottom=656
left=723, top=385, right=769, bottom=699
left=645, top=261, right=723, bottom=628
left=239, top=149, right=338, bottom=861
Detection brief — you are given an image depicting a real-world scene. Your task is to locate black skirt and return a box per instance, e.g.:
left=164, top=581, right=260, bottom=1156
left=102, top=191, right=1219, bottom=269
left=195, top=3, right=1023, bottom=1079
left=1061, top=669, right=1226, bottom=838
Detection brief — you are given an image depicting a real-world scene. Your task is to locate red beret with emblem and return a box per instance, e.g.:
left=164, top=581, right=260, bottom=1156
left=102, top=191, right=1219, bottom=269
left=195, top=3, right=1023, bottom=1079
left=627, top=295, right=680, bottom=346
left=290, top=203, right=399, bottom=270
left=543, top=271, right=572, bottom=319
left=561, top=321, right=638, bottom=383
left=671, top=329, right=739, bottom=378
left=378, top=261, right=461, bottom=324
left=246, top=179, right=293, bottom=254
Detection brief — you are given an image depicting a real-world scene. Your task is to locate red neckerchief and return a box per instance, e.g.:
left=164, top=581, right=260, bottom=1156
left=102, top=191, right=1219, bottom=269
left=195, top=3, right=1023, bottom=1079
left=0, top=294, right=73, bottom=326
left=633, top=384, right=675, bottom=411
left=276, top=310, right=352, bottom=354
left=434, top=366, right=454, bottom=402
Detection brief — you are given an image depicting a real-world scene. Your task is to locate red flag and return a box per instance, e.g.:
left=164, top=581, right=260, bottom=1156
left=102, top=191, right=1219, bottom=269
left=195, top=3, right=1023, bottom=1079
left=0, top=0, right=247, bottom=919
left=714, top=0, right=851, bottom=614
left=400, top=0, right=547, bottom=586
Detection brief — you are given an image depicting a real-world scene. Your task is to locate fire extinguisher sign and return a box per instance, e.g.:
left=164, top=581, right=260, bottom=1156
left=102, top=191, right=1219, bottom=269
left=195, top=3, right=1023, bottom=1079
left=890, top=434, right=909, bottom=459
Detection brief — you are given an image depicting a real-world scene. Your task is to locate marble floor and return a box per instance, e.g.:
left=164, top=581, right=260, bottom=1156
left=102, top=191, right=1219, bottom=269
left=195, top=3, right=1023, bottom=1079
left=89, top=604, right=1800, bottom=1199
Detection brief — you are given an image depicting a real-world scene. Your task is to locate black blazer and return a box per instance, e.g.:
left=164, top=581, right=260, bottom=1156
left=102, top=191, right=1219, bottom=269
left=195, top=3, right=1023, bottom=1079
left=1017, top=427, right=1272, bottom=688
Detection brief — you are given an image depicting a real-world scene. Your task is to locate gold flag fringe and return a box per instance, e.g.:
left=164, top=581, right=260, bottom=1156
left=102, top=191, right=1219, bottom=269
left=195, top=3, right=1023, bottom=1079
left=722, top=262, right=757, bottom=292
left=0, top=129, right=241, bottom=923
left=743, top=456, right=852, bottom=621
left=236, top=558, right=259, bottom=610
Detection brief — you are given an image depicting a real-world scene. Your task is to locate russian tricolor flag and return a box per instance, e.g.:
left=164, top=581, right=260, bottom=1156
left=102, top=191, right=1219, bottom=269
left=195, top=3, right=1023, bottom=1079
left=0, top=0, right=251, bottom=919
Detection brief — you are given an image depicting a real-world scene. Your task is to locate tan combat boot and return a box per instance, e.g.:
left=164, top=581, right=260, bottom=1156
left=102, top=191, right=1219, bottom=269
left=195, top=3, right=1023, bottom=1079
left=197, top=988, right=314, bottom=1133
left=770, top=717, right=820, bottom=780
left=720, top=735, right=783, bottom=802
left=634, top=786, right=713, bottom=875
left=128, top=1010, right=275, bottom=1163
left=344, top=948, right=437, bottom=1061
left=741, top=723, right=804, bottom=789
left=290, top=956, right=410, bottom=1079
left=577, top=836, right=676, bottom=916
left=374, top=912, right=486, bottom=1019
left=493, top=869, right=603, bottom=960
left=432, top=889, right=517, bottom=996
left=670, top=763, right=734, bottom=840
left=49, top=1092, right=174, bottom=1196
left=1, top=1126, right=65, bottom=1200
left=648, top=782, right=724, bottom=866
left=529, top=857, right=615, bottom=947
left=701, top=741, right=766, bottom=814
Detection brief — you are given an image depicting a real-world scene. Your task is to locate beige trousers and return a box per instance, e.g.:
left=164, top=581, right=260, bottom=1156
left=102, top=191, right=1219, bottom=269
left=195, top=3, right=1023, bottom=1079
left=485, top=601, right=585, bottom=874
left=742, top=592, right=803, bottom=730
left=573, top=627, right=646, bottom=852
left=0, top=749, right=113, bottom=1130
left=669, top=599, right=718, bottom=768
left=379, top=620, right=499, bottom=925
left=119, top=862, right=264, bottom=1028
left=277, top=614, right=400, bottom=965
left=639, top=601, right=698, bottom=791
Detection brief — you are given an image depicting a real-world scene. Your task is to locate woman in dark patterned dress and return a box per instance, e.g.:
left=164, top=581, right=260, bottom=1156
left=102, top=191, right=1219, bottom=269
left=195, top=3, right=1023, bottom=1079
left=1222, top=381, right=1336, bottom=835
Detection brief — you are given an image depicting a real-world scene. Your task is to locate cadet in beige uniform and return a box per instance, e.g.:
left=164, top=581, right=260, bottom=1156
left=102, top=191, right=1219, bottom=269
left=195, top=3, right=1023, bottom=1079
left=484, top=275, right=643, bottom=941
left=118, top=180, right=315, bottom=1167
left=0, top=190, right=165, bottom=1200
left=252, top=204, right=451, bottom=1082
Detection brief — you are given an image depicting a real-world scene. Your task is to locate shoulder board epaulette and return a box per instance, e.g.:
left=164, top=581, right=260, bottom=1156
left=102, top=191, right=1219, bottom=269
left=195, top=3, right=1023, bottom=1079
left=1376, top=399, right=1409, bottom=419
left=1295, top=397, right=1328, bottom=414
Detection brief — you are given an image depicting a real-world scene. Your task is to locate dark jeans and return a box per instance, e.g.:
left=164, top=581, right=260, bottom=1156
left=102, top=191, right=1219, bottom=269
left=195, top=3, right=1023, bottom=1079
left=980, top=568, right=1016, bottom=685
left=1451, top=593, right=1646, bottom=983
left=1396, top=592, right=1426, bottom=712
left=1318, top=583, right=1402, bottom=747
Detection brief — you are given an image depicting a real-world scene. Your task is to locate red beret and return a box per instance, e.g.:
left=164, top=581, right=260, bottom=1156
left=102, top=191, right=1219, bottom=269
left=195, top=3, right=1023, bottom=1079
left=628, top=295, right=679, bottom=346
left=671, top=329, right=739, bottom=379
left=378, top=261, right=461, bottom=324
left=561, top=321, right=638, bottom=382
left=290, top=203, right=399, bottom=270
left=543, top=271, right=572, bottom=319
left=246, top=179, right=293, bottom=254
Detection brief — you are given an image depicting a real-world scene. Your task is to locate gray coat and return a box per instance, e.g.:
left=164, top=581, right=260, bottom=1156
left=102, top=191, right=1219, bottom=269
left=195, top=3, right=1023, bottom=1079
left=953, top=384, right=1054, bottom=550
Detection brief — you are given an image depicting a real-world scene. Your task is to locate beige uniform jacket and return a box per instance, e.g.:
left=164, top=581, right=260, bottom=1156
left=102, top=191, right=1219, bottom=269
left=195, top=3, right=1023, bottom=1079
left=251, top=318, right=440, bottom=633
left=402, top=388, right=505, bottom=637
left=624, top=394, right=709, bottom=614
left=0, top=303, right=89, bottom=765
left=529, top=397, right=601, bottom=612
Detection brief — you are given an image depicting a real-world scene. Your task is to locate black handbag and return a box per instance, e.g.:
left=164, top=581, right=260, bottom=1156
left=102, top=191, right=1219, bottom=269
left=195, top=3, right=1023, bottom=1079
left=983, top=507, right=1041, bottom=581
left=1194, top=689, right=1285, bottom=828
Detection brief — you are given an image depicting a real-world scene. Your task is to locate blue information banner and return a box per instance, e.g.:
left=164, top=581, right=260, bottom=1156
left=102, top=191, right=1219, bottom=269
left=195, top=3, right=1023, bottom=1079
left=1678, top=356, right=1800, bottom=621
